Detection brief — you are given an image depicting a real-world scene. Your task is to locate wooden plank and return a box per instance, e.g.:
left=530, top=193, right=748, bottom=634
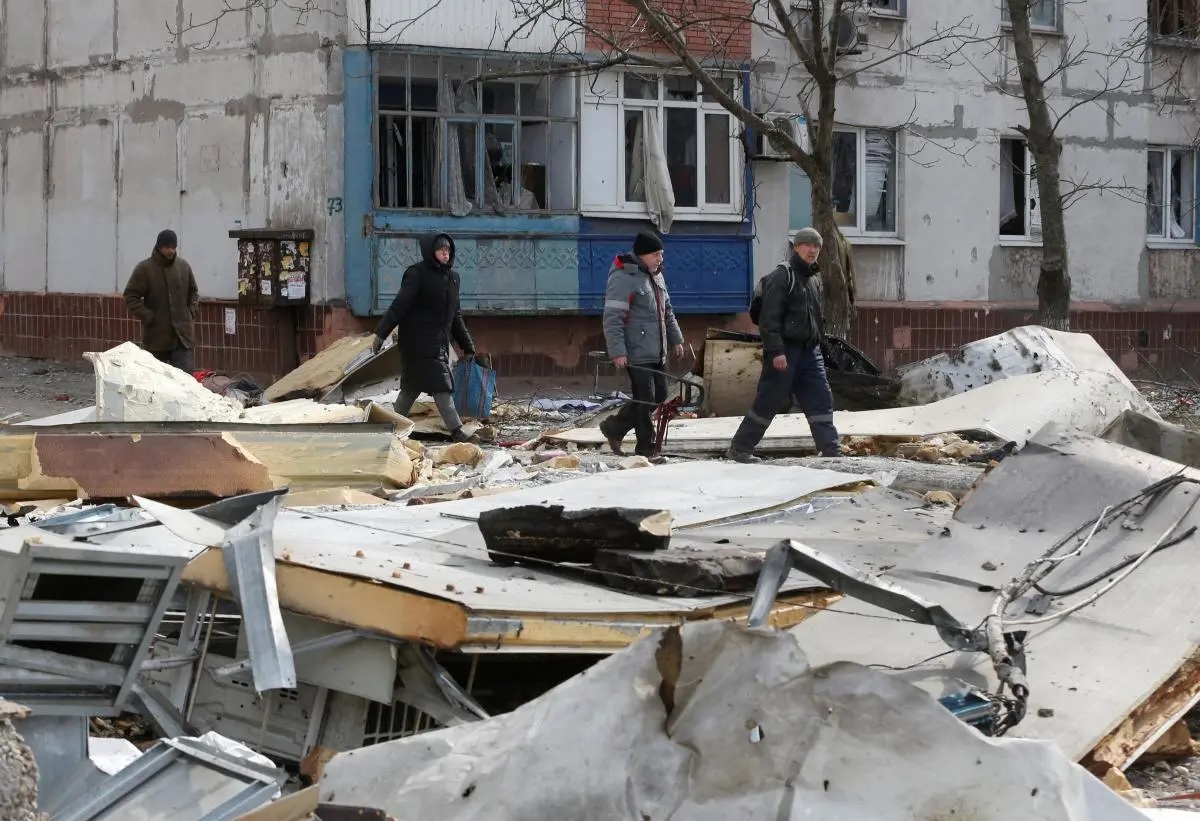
left=1083, top=648, right=1200, bottom=772
left=182, top=548, right=469, bottom=648
left=264, top=334, right=375, bottom=403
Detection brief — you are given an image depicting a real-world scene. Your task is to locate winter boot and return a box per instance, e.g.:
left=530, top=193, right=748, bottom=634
left=599, top=417, right=626, bottom=456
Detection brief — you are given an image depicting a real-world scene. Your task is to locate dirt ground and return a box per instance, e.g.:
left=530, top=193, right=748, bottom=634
left=0, top=355, right=95, bottom=422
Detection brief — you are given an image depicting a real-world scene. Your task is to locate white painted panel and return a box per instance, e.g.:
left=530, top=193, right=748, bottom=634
left=117, top=119, right=181, bottom=291
left=4, top=1, right=45, bottom=68
left=48, top=124, right=117, bottom=293
left=320, top=103, right=346, bottom=303
left=2, top=132, right=47, bottom=291
left=48, top=1, right=114, bottom=67
left=580, top=101, right=619, bottom=210
left=180, top=0, right=253, bottom=51
left=360, top=0, right=583, bottom=51
left=261, top=52, right=330, bottom=99
left=116, top=0, right=175, bottom=59
left=267, top=101, right=325, bottom=228
left=180, top=114, right=246, bottom=300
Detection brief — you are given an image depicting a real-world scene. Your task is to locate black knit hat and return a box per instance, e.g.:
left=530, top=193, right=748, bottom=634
left=633, top=231, right=664, bottom=256
left=156, top=229, right=178, bottom=250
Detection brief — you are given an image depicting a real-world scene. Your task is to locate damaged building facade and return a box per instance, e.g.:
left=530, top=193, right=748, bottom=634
left=4, top=0, right=1200, bottom=376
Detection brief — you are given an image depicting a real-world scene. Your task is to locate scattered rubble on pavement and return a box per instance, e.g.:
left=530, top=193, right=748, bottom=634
left=5, top=325, right=1200, bottom=818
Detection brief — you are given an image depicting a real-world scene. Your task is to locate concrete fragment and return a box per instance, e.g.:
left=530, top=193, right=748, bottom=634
left=544, top=454, right=581, bottom=470
left=619, top=456, right=653, bottom=470
left=924, top=490, right=958, bottom=506
left=0, top=700, right=38, bottom=821
left=87, top=342, right=243, bottom=423
left=435, top=443, right=485, bottom=468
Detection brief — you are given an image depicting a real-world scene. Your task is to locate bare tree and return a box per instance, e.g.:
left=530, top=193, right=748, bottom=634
left=1004, top=0, right=1070, bottom=329
left=962, top=2, right=1200, bottom=330
left=497, top=0, right=972, bottom=338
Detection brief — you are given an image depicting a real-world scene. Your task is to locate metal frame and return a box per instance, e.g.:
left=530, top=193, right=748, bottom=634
left=0, top=534, right=188, bottom=713
left=54, top=736, right=282, bottom=821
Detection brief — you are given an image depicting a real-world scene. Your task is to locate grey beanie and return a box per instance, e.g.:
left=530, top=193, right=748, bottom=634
left=792, top=227, right=823, bottom=247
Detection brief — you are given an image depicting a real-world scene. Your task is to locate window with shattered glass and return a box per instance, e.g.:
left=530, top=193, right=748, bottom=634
left=620, top=72, right=738, bottom=213
left=375, top=53, right=579, bottom=214
left=1147, top=147, right=1196, bottom=242
left=1001, top=0, right=1060, bottom=31
left=831, top=127, right=897, bottom=234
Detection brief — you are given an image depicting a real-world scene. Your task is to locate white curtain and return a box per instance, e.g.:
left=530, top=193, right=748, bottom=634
left=642, top=109, right=676, bottom=234
left=439, top=75, right=471, bottom=217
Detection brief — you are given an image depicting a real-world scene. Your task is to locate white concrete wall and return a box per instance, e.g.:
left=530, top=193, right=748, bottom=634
left=0, top=0, right=348, bottom=302
left=750, top=0, right=1200, bottom=303
left=356, top=0, right=583, bottom=51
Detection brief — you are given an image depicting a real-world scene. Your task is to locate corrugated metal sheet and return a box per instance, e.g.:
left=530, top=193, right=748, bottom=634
left=357, top=0, right=582, bottom=51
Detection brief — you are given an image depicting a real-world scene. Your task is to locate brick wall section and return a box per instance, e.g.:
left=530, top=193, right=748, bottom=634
left=4, top=291, right=1200, bottom=382
left=0, top=292, right=371, bottom=381
left=585, top=0, right=752, bottom=60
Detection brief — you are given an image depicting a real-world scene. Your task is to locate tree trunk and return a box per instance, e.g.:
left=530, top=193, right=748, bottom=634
left=810, top=166, right=854, bottom=339
left=1007, top=0, right=1071, bottom=331
left=1033, top=141, right=1070, bottom=330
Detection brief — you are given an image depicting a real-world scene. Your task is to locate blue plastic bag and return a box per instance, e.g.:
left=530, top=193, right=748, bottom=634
left=453, top=357, right=497, bottom=420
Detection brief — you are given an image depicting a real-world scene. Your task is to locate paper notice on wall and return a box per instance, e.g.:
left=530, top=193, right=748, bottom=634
left=261, top=278, right=272, bottom=296
left=224, top=308, right=236, bottom=336
left=287, top=276, right=307, bottom=301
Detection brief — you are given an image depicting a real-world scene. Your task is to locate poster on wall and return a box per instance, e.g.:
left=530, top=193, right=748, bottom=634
left=224, top=308, right=237, bottom=336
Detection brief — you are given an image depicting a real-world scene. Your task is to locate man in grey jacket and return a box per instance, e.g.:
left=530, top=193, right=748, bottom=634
left=600, top=231, right=685, bottom=457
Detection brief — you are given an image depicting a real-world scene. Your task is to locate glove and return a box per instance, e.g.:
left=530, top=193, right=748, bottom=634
left=370, top=335, right=383, bottom=355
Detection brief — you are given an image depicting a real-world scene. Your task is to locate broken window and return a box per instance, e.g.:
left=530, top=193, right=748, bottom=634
left=999, top=138, right=1041, bottom=239
left=375, top=54, right=578, bottom=213
left=1152, top=0, right=1200, bottom=39
left=619, top=72, right=740, bottom=213
left=831, top=127, right=898, bottom=234
left=867, top=0, right=907, bottom=15
left=1001, top=0, right=1061, bottom=31
left=1147, top=147, right=1196, bottom=241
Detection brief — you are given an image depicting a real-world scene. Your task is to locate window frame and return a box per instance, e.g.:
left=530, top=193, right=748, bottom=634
left=998, top=136, right=1042, bottom=244
left=600, top=70, right=744, bottom=221
left=831, top=125, right=900, bottom=237
left=867, top=0, right=908, bottom=18
left=1000, top=0, right=1063, bottom=34
left=1146, top=145, right=1198, bottom=245
left=1150, top=0, right=1200, bottom=43
left=373, top=52, right=581, bottom=214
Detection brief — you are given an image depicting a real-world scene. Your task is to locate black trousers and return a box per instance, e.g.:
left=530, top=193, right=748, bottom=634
left=610, top=361, right=668, bottom=456
left=151, top=346, right=195, bottom=373
left=731, top=344, right=839, bottom=455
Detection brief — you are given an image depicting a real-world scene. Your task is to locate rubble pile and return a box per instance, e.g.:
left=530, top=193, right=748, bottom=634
left=6, top=325, right=1200, bottom=819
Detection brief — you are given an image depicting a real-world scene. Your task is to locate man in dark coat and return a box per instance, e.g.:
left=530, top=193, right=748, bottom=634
left=123, top=229, right=200, bottom=372
left=372, top=233, right=477, bottom=443
left=599, top=231, right=685, bottom=457
left=726, top=227, right=841, bottom=462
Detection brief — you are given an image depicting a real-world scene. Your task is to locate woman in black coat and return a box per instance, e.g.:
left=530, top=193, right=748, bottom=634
left=372, top=233, right=477, bottom=442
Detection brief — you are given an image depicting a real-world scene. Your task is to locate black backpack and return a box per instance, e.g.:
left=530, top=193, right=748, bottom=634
left=748, top=264, right=795, bottom=326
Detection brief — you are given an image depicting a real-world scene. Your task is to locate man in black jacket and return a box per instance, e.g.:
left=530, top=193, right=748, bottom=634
left=372, top=233, right=477, bottom=443
left=726, top=227, right=841, bottom=462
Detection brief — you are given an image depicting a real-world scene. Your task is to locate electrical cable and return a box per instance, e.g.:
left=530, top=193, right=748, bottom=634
left=1032, top=526, right=1197, bottom=597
